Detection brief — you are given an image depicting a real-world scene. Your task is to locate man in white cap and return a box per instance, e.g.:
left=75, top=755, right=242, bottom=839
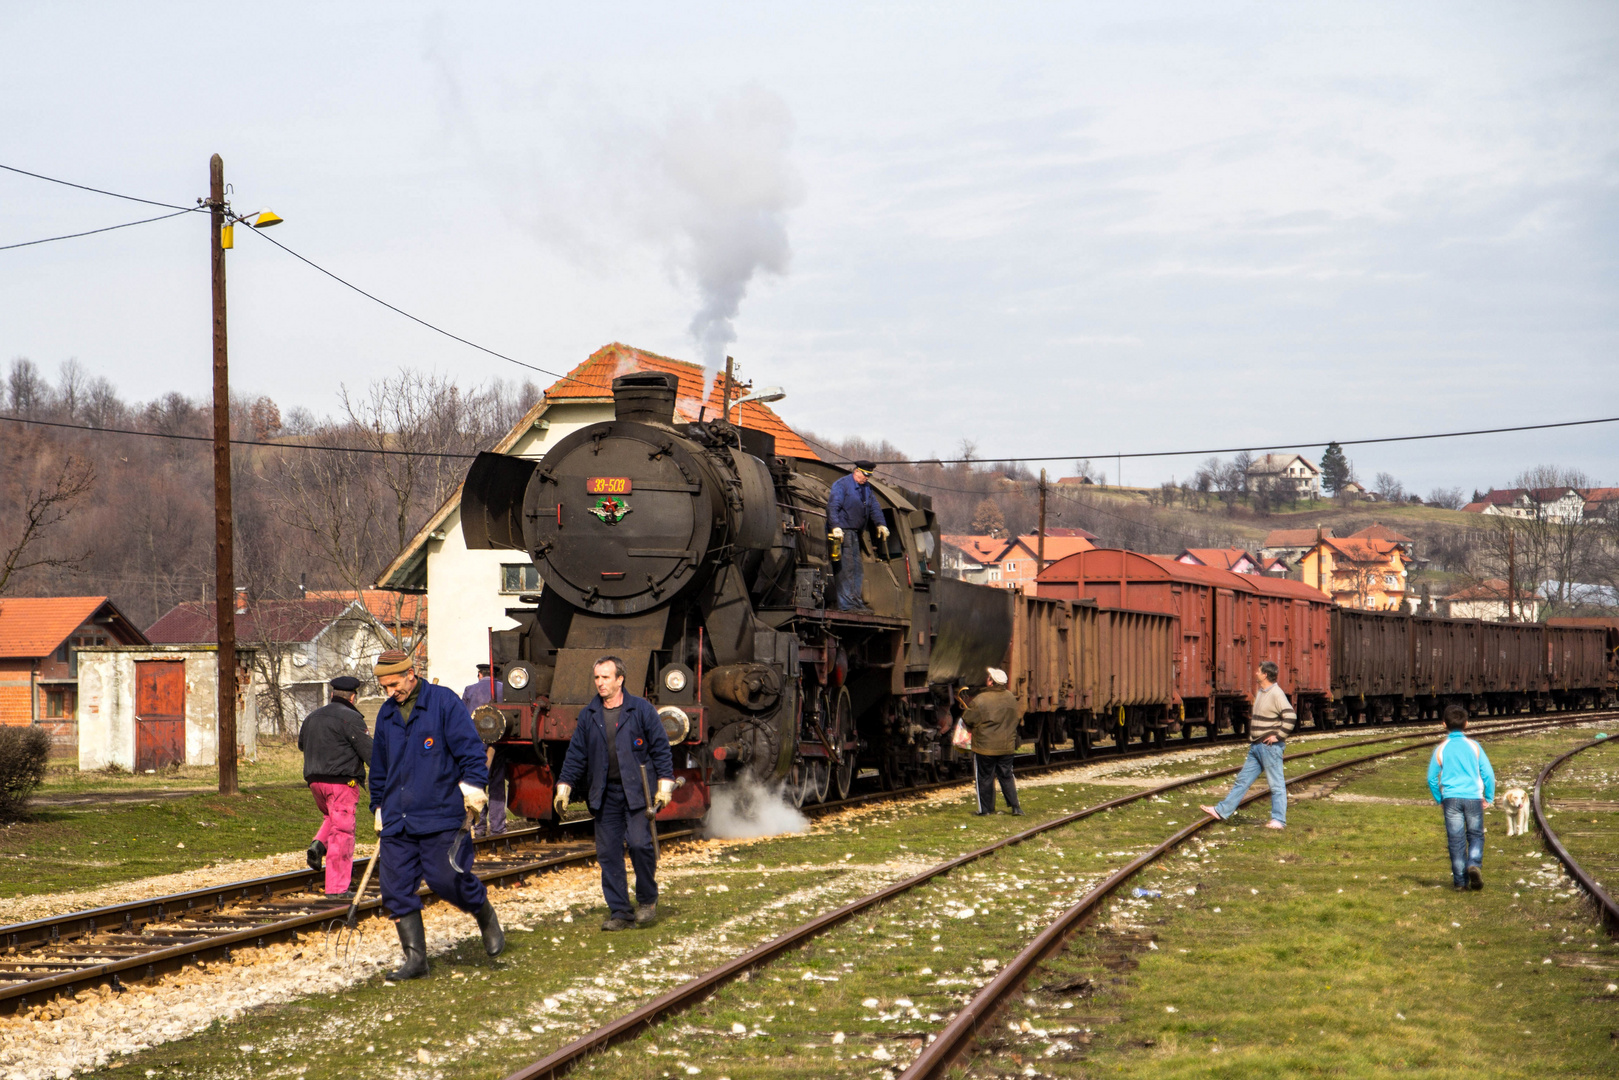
left=960, top=667, right=1024, bottom=816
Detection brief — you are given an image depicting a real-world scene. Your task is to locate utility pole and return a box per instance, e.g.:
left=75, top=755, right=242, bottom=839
left=1506, top=526, right=1517, bottom=623
left=207, top=154, right=238, bottom=796
left=1036, top=468, right=1048, bottom=578
left=723, top=355, right=734, bottom=424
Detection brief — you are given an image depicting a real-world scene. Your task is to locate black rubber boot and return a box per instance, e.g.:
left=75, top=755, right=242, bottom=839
left=389, top=912, right=429, bottom=980
left=306, top=840, right=326, bottom=872
left=474, top=901, right=505, bottom=956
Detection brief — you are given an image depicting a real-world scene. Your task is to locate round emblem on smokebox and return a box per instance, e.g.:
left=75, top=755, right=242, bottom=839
left=588, top=495, right=632, bottom=526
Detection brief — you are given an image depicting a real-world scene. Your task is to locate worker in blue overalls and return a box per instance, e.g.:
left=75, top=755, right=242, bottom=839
left=827, top=459, right=889, bottom=612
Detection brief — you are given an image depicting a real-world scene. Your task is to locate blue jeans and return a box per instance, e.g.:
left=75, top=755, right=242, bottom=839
left=1213, top=740, right=1287, bottom=824
left=1441, top=798, right=1485, bottom=886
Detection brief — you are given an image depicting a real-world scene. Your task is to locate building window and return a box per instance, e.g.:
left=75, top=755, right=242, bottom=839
left=987, top=569, right=1001, bottom=582
left=45, top=690, right=69, bottom=718
left=1004, top=562, right=1017, bottom=572
left=501, top=563, right=541, bottom=593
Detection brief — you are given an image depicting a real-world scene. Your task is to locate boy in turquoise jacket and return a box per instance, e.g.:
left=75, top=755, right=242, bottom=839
left=1426, top=705, right=1496, bottom=891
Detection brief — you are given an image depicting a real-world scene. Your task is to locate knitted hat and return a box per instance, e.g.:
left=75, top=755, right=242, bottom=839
left=373, top=649, right=414, bottom=677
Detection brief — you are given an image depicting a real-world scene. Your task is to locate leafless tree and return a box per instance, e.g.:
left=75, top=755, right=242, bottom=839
left=1374, top=472, right=1405, bottom=503
left=0, top=436, right=95, bottom=596
left=1427, top=487, right=1465, bottom=510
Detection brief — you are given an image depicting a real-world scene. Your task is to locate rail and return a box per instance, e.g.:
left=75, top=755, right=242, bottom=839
left=1532, top=734, right=1618, bottom=934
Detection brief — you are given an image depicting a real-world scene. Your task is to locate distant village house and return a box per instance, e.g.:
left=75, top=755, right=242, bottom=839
left=0, top=597, right=148, bottom=754
left=1244, top=454, right=1322, bottom=498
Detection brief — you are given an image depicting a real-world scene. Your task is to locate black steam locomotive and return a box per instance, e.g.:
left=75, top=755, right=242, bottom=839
left=460, top=372, right=1012, bottom=822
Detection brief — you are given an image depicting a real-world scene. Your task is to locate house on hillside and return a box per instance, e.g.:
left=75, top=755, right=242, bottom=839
left=1244, top=454, right=1322, bottom=498
left=1463, top=488, right=1585, bottom=524
left=1441, top=579, right=1542, bottom=622
left=1296, top=536, right=1411, bottom=611
left=0, top=597, right=148, bottom=752
left=1261, top=527, right=1334, bottom=567
left=1259, top=555, right=1291, bottom=577
left=146, top=596, right=386, bottom=731
left=940, top=533, right=1097, bottom=592
left=1340, top=480, right=1369, bottom=498
left=372, top=343, right=820, bottom=685
left=1348, top=522, right=1416, bottom=559
left=1582, top=488, right=1619, bottom=521
left=1175, top=548, right=1262, bottom=574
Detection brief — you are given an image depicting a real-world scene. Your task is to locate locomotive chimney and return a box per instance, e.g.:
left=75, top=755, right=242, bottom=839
left=612, top=372, right=679, bottom=425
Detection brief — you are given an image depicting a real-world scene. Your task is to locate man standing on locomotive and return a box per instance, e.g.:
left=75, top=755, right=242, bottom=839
left=828, top=459, right=890, bottom=612
left=553, top=656, right=677, bottom=930
left=369, top=649, right=505, bottom=980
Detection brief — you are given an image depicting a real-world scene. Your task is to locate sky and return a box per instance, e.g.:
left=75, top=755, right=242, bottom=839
left=2, top=2, right=1616, bottom=496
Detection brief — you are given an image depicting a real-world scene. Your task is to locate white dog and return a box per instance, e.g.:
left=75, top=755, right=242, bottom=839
left=1501, top=787, right=1530, bottom=837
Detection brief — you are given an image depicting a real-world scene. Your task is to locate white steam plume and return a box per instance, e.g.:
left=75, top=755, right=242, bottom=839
left=656, top=86, right=803, bottom=365
left=704, top=773, right=809, bottom=841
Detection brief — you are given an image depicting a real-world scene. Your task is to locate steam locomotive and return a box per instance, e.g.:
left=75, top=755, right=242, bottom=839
left=459, top=372, right=1013, bottom=823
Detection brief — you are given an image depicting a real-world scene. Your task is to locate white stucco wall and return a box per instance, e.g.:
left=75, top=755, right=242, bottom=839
left=77, top=646, right=258, bottom=770
left=422, top=403, right=614, bottom=686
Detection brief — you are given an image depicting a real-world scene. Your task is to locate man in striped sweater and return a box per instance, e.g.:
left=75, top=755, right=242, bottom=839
left=1201, top=660, right=1296, bottom=829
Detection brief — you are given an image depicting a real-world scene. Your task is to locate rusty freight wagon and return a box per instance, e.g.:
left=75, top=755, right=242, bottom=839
left=1547, top=617, right=1619, bottom=702
left=1003, top=593, right=1177, bottom=757
left=1036, top=549, right=1330, bottom=738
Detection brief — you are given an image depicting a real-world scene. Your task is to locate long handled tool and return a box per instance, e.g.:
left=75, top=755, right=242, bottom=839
left=327, top=838, right=382, bottom=964
left=639, top=764, right=660, bottom=862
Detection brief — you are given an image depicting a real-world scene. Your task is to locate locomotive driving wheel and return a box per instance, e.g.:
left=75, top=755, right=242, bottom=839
left=832, top=686, right=855, bottom=800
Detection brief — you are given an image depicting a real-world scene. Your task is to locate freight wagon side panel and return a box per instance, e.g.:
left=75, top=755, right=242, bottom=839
left=1097, top=608, right=1177, bottom=709
left=1070, top=601, right=1100, bottom=713
left=1009, top=594, right=1072, bottom=713
left=1333, top=609, right=1410, bottom=700
left=1547, top=626, right=1607, bottom=692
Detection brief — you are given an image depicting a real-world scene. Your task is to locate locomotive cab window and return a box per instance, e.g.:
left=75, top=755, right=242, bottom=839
left=500, top=563, right=541, bottom=594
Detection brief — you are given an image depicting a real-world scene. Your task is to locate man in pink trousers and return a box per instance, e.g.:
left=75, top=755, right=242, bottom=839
left=297, top=675, right=373, bottom=900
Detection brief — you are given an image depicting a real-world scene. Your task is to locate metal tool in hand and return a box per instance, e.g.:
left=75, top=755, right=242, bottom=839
left=638, top=766, right=686, bottom=862
left=327, top=838, right=382, bottom=963
left=447, top=807, right=478, bottom=874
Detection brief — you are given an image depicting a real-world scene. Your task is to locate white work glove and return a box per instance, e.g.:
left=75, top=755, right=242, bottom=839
left=876, top=525, right=890, bottom=541
left=653, top=778, right=675, bottom=811
left=830, top=526, right=844, bottom=541
left=553, top=783, right=571, bottom=816
left=373, top=808, right=383, bottom=832
left=459, top=782, right=488, bottom=814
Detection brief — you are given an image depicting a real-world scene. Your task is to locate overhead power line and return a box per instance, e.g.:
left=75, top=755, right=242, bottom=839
left=867, top=416, right=1619, bottom=467
left=0, top=163, right=200, bottom=212
left=0, top=413, right=480, bottom=460
left=0, top=208, right=194, bottom=251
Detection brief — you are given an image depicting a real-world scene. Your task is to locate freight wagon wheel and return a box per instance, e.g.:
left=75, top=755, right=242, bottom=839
left=1033, top=717, right=1053, bottom=765
left=832, top=687, right=855, bottom=801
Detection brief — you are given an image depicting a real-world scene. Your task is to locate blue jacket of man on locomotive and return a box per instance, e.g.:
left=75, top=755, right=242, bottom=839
left=367, top=649, right=504, bottom=981
left=554, top=654, right=677, bottom=931
left=827, top=459, right=890, bottom=612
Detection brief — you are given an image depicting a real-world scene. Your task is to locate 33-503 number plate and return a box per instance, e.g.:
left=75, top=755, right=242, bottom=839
left=586, top=477, right=632, bottom=495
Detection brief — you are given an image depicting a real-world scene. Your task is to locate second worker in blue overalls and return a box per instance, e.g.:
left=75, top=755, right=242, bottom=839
left=554, top=655, right=676, bottom=930
left=827, top=459, right=890, bottom=612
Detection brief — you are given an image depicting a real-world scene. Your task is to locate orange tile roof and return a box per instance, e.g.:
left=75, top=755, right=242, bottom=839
left=1319, top=536, right=1403, bottom=563
left=0, top=597, right=146, bottom=658
left=1011, top=535, right=1095, bottom=562
left=1350, top=522, right=1413, bottom=544
left=1178, top=548, right=1258, bottom=571
left=542, top=342, right=818, bottom=460
left=305, top=589, right=426, bottom=626
left=941, top=535, right=1009, bottom=563
left=1446, top=578, right=1543, bottom=601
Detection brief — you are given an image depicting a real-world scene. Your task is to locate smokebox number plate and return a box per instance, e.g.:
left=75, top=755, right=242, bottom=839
left=585, top=477, right=632, bottom=495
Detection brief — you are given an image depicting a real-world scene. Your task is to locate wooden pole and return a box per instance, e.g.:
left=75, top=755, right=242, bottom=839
left=209, top=154, right=238, bottom=795
left=1036, top=468, right=1048, bottom=578
left=1506, top=526, right=1517, bottom=622
left=723, top=355, right=734, bottom=424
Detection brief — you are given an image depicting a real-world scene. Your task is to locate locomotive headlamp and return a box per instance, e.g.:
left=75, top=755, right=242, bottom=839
left=664, top=668, right=688, bottom=693
left=506, top=665, right=530, bottom=690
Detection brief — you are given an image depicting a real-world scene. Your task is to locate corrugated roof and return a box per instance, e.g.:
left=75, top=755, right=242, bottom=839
left=147, top=599, right=360, bottom=645
left=542, top=342, right=818, bottom=459
left=0, top=597, right=147, bottom=658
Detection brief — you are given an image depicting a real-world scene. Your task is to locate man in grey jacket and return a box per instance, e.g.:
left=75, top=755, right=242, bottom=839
left=1201, top=660, right=1296, bottom=829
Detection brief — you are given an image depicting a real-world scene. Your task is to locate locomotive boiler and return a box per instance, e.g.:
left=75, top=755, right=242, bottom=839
left=459, top=372, right=1013, bottom=822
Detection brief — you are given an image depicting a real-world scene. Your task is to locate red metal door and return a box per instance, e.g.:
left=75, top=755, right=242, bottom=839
left=135, top=660, right=185, bottom=771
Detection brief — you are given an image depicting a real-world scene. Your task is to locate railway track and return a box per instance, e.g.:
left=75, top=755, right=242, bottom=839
left=1532, top=732, right=1619, bottom=934
left=1, top=710, right=1604, bottom=1022
left=495, top=710, right=1614, bottom=1080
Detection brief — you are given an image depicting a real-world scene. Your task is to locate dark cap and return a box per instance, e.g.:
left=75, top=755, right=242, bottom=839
left=475, top=663, right=492, bottom=673
left=853, top=459, right=876, bottom=472
left=330, top=675, right=362, bottom=693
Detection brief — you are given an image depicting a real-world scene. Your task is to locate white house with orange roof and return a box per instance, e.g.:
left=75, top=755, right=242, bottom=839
left=374, top=343, right=818, bottom=685
left=940, top=532, right=1096, bottom=591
